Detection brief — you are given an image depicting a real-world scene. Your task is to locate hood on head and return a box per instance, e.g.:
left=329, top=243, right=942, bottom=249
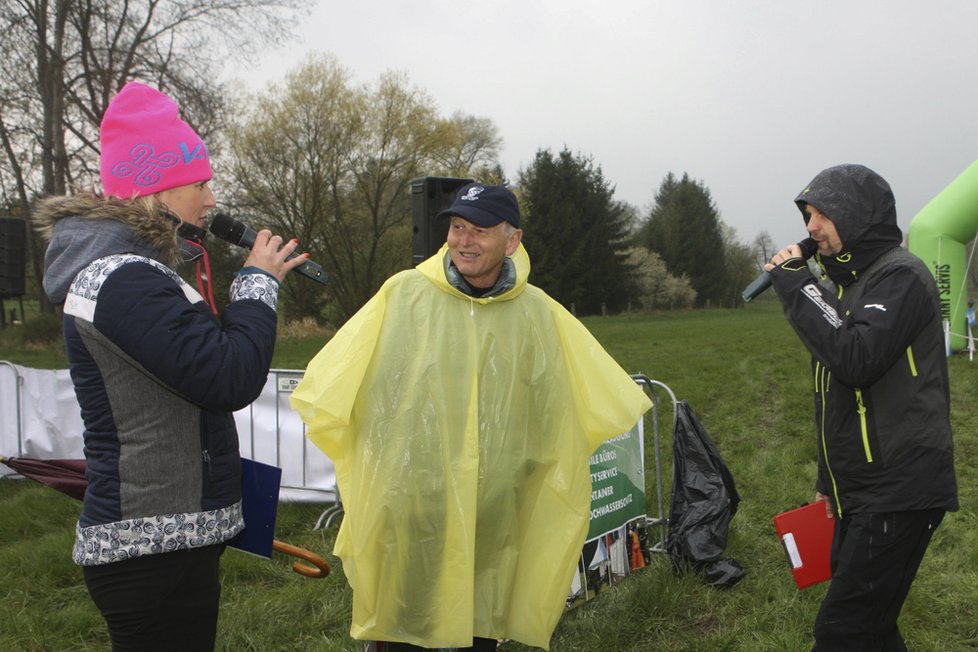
left=794, top=164, right=902, bottom=252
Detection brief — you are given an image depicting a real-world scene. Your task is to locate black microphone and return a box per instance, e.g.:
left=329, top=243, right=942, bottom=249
left=208, top=213, right=328, bottom=287
left=742, top=237, right=818, bottom=303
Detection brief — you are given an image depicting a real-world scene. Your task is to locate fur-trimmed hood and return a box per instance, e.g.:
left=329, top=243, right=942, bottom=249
left=35, top=194, right=184, bottom=303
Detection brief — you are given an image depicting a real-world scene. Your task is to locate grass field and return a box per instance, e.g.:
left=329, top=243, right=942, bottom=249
left=1, top=301, right=976, bottom=651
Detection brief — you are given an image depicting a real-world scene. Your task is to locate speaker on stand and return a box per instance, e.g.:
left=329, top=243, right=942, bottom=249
left=0, top=217, right=27, bottom=328
left=410, top=177, right=474, bottom=267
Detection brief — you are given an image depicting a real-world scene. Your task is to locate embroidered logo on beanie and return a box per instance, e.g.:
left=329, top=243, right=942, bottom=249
left=99, top=82, right=212, bottom=198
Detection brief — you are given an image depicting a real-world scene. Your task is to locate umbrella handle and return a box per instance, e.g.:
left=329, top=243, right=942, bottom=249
left=272, top=539, right=331, bottom=579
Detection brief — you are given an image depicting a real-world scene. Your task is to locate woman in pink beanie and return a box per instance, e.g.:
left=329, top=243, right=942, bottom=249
left=35, top=81, right=308, bottom=652
left=99, top=81, right=216, bottom=202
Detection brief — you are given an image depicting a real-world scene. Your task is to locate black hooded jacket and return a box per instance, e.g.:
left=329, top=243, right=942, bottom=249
left=769, top=164, right=957, bottom=516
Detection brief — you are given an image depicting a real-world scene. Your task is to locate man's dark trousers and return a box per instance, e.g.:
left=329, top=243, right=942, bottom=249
left=812, top=508, right=944, bottom=651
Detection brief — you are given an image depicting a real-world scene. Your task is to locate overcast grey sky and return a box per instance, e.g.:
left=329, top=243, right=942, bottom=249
left=239, top=0, right=978, bottom=250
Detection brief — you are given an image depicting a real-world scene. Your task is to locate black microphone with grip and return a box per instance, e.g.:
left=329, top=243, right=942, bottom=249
left=742, top=237, right=818, bottom=303
left=209, top=213, right=329, bottom=287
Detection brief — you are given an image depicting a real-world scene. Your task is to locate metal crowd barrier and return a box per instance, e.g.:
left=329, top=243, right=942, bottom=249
left=632, top=374, right=678, bottom=556
left=0, top=361, right=24, bottom=458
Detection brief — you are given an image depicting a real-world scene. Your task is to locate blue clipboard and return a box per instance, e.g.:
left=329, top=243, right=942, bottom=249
left=230, top=457, right=282, bottom=558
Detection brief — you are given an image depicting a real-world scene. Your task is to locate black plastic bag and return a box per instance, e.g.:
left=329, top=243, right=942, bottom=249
left=664, top=401, right=746, bottom=588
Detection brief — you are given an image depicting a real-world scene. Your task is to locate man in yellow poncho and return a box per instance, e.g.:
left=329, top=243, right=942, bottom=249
left=291, top=183, right=651, bottom=651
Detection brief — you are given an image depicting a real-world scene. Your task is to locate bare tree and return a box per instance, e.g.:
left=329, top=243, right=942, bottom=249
left=751, top=230, right=774, bottom=271
left=0, top=0, right=309, bottom=311
left=228, top=55, right=504, bottom=322
left=428, top=112, right=502, bottom=178
left=722, top=224, right=757, bottom=307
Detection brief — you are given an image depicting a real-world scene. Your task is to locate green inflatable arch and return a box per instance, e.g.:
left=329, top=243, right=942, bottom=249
left=908, top=160, right=978, bottom=351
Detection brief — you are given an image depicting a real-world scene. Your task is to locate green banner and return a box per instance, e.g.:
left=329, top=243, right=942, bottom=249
left=567, top=420, right=649, bottom=608
left=586, top=421, right=646, bottom=540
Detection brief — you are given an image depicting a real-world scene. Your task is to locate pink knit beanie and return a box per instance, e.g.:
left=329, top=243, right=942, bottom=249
left=99, top=81, right=212, bottom=198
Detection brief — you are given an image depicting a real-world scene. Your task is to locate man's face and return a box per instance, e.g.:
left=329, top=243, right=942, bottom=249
left=446, top=216, right=522, bottom=289
left=157, top=180, right=216, bottom=229
left=806, top=205, right=844, bottom=256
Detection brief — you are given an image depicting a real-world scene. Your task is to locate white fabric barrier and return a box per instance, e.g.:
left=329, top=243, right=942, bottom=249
left=0, top=363, right=336, bottom=504
left=1, top=362, right=83, bottom=460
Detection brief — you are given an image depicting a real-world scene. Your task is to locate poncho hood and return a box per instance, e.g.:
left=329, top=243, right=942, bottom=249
left=794, top=164, right=903, bottom=286
left=417, top=242, right=530, bottom=302
left=35, top=194, right=184, bottom=303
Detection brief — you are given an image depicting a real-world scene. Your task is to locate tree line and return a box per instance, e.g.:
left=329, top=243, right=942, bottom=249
left=1, top=0, right=769, bottom=326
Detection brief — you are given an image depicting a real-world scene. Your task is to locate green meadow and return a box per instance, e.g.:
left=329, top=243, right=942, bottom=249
left=2, top=301, right=976, bottom=651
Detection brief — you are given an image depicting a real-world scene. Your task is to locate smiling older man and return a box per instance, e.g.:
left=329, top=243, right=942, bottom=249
left=292, top=182, right=651, bottom=651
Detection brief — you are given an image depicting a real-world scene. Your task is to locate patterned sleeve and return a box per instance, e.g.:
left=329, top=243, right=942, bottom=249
left=230, top=270, right=280, bottom=311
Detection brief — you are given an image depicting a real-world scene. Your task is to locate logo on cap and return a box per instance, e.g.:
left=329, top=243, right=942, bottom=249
left=460, top=186, right=485, bottom=201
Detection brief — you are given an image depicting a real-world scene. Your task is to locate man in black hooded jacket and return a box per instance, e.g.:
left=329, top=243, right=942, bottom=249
left=765, top=164, right=957, bottom=651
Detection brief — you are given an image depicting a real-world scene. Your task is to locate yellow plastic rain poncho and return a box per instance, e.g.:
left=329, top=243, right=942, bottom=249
left=290, top=243, right=651, bottom=649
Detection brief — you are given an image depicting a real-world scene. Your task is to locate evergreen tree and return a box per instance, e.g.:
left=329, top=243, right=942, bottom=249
left=519, top=148, right=638, bottom=314
left=640, top=173, right=727, bottom=307
left=638, top=172, right=680, bottom=254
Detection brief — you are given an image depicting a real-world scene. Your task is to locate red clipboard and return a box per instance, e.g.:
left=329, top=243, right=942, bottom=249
left=772, top=502, right=835, bottom=589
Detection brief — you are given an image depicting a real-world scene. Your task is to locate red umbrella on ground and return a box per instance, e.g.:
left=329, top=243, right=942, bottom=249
left=0, top=456, right=87, bottom=501
left=0, top=455, right=329, bottom=578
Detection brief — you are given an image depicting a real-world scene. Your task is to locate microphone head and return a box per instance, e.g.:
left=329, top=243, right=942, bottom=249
left=208, top=212, right=247, bottom=245
left=799, top=237, right=818, bottom=259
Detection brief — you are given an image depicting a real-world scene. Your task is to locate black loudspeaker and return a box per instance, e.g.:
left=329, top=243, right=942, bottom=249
left=410, top=176, right=473, bottom=266
left=0, top=217, right=27, bottom=299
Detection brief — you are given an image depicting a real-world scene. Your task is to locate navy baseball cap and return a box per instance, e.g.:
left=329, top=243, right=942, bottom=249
left=436, top=183, right=521, bottom=229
